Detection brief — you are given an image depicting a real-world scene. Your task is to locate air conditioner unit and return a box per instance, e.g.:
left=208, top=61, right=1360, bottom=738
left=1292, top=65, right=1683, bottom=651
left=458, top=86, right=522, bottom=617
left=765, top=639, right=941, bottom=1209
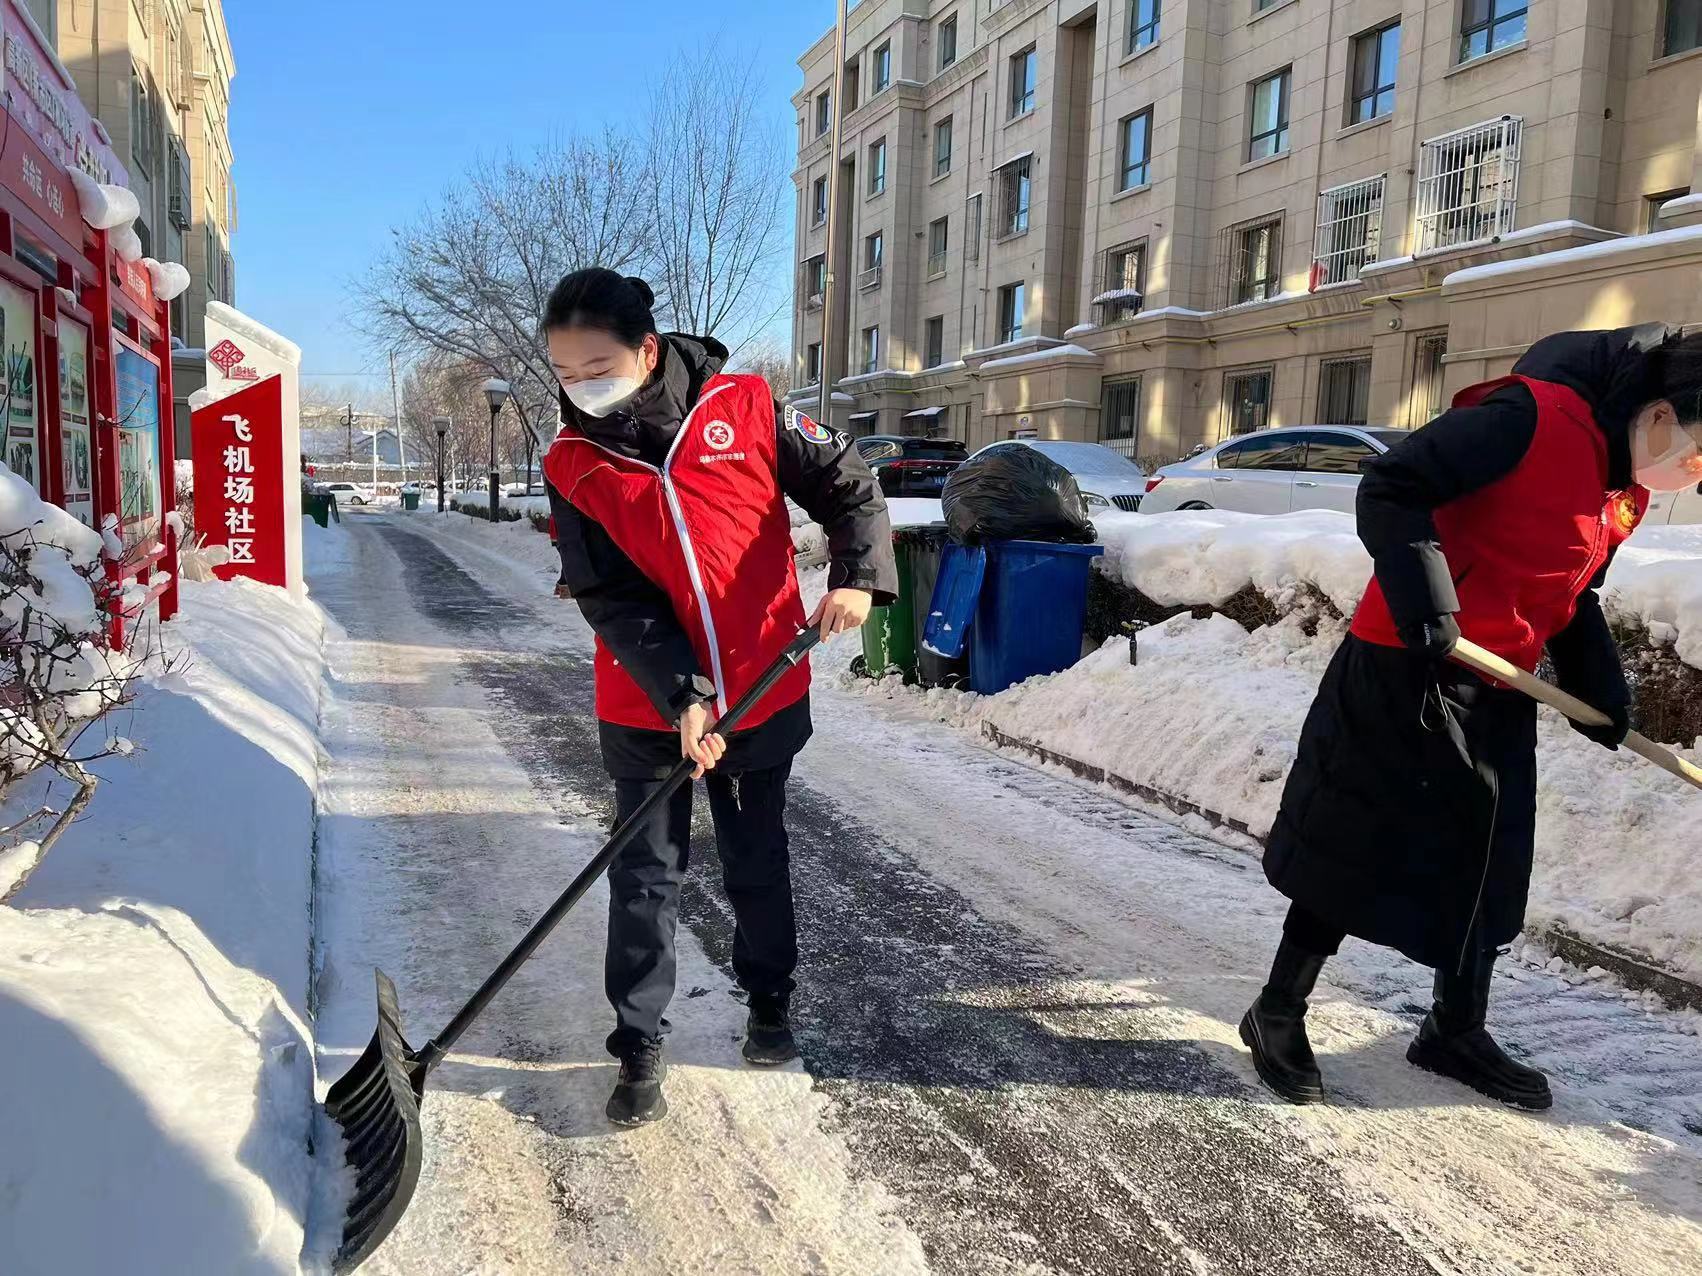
left=168, top=190, right=190, bottom=230
left=859, top=265, right=883, bottom=291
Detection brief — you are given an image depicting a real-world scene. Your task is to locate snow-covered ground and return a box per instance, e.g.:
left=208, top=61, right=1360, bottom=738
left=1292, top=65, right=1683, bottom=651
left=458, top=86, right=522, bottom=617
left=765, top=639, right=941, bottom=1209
left=0, top=572, right=331, bottom=1274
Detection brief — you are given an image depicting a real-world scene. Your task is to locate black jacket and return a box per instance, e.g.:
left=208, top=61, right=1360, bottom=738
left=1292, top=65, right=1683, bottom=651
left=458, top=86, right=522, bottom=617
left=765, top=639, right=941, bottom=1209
left=1357, top=324, right=1670, bottom=713
left=1266, top=327, right=1669, bottom=966
left=548, top=333, right=898, bottom=777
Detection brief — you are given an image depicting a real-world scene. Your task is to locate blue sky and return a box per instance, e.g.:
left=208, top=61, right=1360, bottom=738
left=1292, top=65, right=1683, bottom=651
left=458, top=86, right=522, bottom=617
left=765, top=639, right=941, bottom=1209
left=228, top=0, right=834, bottom=405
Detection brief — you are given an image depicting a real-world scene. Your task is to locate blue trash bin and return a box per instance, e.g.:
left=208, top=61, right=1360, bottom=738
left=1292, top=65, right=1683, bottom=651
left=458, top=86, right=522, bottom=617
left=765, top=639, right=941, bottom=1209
left=972, top=540, right=1104, bottom=694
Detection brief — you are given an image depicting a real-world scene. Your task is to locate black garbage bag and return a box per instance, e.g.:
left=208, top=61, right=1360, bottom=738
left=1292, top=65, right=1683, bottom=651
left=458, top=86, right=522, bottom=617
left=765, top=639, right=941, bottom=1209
left=942, top=446, right=1096, bottom=545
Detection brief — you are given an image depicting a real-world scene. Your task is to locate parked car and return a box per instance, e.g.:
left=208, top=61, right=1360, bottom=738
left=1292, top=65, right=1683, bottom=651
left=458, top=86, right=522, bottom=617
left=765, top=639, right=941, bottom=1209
left=967, top=439, right=1149, bottom=513
left=856, top=435, right=968, bottom=497
left=1140, top=426, right=1410, bottom=516
left=321, top=481, right=374, bottom=506
left=1644, top=479, right=1702, bottom=526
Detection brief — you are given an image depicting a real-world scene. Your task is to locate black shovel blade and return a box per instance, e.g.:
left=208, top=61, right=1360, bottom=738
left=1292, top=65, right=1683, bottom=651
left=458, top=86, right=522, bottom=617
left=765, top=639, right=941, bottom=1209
left=324, top=969, right=426, bottom=1273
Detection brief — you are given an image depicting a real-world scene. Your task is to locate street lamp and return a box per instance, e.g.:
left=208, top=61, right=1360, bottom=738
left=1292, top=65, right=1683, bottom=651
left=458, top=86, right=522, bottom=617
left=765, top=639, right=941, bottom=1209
left=433, top=416, right=450, bottom=513
left=482, top=377, right=511, bottom=523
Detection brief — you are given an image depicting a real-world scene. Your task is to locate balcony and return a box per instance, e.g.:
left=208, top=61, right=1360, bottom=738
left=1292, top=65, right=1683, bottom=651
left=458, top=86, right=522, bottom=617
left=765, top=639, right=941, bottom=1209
left=927, top=250, right=947, bottom=278
left=1313, top=174, right=1385, bottom=286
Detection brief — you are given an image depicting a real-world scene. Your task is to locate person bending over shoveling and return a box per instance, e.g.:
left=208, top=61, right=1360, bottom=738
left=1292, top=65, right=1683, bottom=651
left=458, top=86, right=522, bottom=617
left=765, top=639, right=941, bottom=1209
left=540, top=269, right=898, bottom=1126
left=1241, top=325, right=1702, bottom=1111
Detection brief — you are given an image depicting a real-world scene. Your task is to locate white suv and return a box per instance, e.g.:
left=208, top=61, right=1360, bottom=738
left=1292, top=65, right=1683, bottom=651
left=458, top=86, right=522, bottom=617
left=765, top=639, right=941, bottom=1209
left=1141, top=426, right=1409, bottom=516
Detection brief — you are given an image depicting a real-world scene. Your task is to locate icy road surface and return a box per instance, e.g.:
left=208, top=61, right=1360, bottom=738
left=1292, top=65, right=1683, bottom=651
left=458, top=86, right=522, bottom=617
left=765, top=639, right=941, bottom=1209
left=307, top=508, right=1702, bottom=1276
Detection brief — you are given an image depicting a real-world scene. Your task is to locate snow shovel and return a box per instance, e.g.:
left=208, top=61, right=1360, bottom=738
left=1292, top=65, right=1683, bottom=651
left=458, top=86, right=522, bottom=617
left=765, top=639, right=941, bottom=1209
left=322, top=627, right=822, bottom=1272
left=1450, top=637, right=1702, bottom=791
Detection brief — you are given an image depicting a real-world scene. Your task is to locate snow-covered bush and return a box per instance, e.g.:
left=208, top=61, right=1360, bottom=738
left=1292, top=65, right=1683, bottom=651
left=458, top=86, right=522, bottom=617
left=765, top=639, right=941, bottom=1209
left=0, top=463, right=142, bottom=900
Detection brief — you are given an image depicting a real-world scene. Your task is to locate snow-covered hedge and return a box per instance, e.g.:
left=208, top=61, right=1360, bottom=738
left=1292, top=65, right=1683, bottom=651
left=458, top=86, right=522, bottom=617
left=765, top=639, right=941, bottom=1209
left=1096, top=510, right=1702, bottom=672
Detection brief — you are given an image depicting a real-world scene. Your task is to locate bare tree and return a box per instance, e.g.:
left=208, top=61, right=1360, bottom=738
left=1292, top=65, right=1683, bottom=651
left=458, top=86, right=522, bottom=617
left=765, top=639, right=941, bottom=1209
left=732, top=337, right=793, bottom=399
left=647, top=42, right=790, bottom=354
left=354, top=131, right=653, bottom=448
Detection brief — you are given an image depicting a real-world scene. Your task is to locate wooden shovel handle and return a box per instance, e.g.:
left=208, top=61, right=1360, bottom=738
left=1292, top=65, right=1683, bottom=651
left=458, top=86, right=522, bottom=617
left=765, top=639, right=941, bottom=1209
left=1449, top=637, right=1702, bottom=792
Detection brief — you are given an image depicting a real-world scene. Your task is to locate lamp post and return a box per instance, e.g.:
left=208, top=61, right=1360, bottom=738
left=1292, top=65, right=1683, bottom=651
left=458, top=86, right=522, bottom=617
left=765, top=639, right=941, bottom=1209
left=482, top=377, right=511, bottom=524
left=433, top=417, right=450, bottom=513
left=817, top=0, right=849, bottom=432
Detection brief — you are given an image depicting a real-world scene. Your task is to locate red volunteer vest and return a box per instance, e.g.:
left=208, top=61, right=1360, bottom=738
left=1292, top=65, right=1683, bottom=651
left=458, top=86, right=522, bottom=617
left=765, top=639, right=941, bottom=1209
left=542, top=374, right=810, bottom=731
left=1352, top=375, right=1648, bottom=671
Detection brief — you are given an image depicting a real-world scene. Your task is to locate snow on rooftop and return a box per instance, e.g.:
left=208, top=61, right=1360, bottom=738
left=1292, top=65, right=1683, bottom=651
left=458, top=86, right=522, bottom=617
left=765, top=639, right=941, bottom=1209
left=980, top=344, right=1100, bottom=372
left=206, top=301, right=302, bottom=367
left=1445, top=223, right=1702, bottom=289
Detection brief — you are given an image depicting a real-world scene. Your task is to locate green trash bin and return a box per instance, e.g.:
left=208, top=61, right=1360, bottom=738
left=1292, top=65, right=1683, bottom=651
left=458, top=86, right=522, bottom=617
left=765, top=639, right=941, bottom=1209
left=861, top=540, right=919, bottom=678
left=401, top=490, right=421, bottom=511
left=305, top=492, right=332, bottom=528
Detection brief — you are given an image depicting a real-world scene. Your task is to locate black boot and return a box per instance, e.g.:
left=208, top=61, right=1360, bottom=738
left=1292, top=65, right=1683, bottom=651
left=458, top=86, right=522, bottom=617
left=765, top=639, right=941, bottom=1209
left=742, top=993, right=799, bottom=1065
left=1239, top=939, right=1328, bottom=1104
left=606, top=1038, right=668, bottom=1126
left=1407, top=949, right=1551, bottom=1111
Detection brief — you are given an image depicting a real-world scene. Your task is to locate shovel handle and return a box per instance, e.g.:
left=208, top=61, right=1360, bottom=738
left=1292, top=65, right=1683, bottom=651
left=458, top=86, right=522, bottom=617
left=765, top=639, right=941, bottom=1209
left=416, top=628, right=823, bottom=1071
left=1449, top=637, right=1702, bottom=792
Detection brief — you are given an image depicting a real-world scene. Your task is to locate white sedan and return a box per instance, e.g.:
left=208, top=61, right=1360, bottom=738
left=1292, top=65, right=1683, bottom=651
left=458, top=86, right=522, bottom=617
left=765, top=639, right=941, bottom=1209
left=969, top=440, right=1149, bottom=513
left=1141, top=426, right=1409, bottom=516
left=1646, top=479, right=1702, bottom=526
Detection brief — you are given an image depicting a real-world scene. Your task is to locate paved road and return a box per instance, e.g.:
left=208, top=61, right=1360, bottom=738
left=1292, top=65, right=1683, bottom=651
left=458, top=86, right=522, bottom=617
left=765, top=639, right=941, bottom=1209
left=310, top=510, right=1702, bottom=1276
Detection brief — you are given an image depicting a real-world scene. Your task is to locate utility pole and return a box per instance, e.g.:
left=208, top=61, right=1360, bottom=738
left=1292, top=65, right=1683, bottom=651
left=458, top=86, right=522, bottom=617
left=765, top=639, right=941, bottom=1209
left=345, top=403, right=353, bottom=464
left=389, top=350, right=406, bottom=486
left=817, top=0, right=849, bottom=433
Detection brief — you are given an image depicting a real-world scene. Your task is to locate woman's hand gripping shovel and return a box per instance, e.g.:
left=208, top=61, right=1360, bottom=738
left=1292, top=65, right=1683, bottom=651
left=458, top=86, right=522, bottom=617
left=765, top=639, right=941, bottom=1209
left=321, top=628, right=822, bottom=1272
left=1450, top=636, right=1702, bottom=791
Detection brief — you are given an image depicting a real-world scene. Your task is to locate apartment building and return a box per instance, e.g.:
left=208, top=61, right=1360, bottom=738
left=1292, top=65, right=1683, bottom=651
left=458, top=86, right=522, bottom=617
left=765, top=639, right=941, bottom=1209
left=49, top=0, right=236, bottom=448
left=790, top=1, right=1702, bottom=462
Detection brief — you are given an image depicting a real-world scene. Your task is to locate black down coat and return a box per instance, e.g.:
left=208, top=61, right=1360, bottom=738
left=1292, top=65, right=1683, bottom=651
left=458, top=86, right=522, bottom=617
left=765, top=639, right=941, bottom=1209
left=1264, top=327, right=1665, bottom=971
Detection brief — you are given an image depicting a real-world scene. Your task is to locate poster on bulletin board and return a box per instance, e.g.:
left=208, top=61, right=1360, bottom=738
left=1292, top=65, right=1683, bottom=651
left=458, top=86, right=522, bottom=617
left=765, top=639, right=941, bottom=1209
left=0, top=275, right=40, bottom=493
left=58, top=319, right=93, bottom=526
left=115, top=344, right=162, bottom=549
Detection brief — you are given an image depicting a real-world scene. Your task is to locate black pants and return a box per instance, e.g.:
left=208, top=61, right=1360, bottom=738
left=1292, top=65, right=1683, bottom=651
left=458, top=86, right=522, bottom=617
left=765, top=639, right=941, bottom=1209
left=1283, top=902, right=1348, bottom=958
left=605, top=761, right=797, bottom=1055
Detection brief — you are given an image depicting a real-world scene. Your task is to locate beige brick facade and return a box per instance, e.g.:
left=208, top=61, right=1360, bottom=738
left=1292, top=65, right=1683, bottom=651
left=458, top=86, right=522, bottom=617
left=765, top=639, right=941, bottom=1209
left=790, top=0, right=1702, bottom=465
left=52, top=0, right=234, bottom=442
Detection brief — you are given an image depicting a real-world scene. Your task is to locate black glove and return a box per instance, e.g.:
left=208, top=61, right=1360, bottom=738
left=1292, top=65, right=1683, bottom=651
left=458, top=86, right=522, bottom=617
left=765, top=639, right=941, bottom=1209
left=1568, top=699, right=1631, bottom=751
left=1397, top=613, right=1461, bottom=663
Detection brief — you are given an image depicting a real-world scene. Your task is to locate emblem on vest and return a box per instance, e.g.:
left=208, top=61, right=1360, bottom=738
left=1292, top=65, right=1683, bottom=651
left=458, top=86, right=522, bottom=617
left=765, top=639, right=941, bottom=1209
left=704, top=420, right=736, bottom=450
left=1612, top=491, right=1639, bottom=534
left=785, top=403, right=839, bottom=447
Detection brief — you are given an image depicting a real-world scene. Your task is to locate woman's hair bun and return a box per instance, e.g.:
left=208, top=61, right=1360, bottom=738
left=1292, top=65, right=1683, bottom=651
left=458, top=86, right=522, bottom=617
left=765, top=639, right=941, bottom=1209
left=624, top=277, right=656, bottom=309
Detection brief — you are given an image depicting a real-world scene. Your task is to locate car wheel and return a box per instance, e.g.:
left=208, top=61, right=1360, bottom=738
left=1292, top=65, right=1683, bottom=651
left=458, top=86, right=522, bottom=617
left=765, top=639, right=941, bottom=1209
left=1179, top=501, right=1213, bottom=511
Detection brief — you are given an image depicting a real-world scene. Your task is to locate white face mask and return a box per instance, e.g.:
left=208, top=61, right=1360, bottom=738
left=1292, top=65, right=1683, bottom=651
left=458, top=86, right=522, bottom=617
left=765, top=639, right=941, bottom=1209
left=565, top=373, right=644, bottom=419
left=1632, top=415, right=1702, bottom=492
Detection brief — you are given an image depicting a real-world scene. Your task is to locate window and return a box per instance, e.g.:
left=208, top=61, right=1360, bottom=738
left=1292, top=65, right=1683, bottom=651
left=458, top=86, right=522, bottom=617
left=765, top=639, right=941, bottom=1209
left=1666, top=0, right=1702, bottom=56
left=1301, top=430, right=1379, bottom=474
left=1097, top=241, right=1146, bottom=321
left=1009, top=47, right=1037, bottom=118
left=130, top=67, right=157, bottom=176
left=816, top=90, right=832, bottom=137
left=1224, top=368, right=1275, bottom=436
left=1461, top=0, right=1528, bottom=62
left=1119, top=109, right=1153, bottom=191
left=965, top=192, right=984, bottom=263
left=1129, top=0, right=1160, bottom=53
left=1645, top=188, right=1689, bottom=233
left=862, top=326, right=880, bottom=374
left=1224, top=216, right=1283, bottom=305
left=168, top=143, right=191, bottom=230
left=1411, top=331, right=1448, bottom=426
left=807, top=343, right=823, bottom=385
left=935, top=117, right=954, bottom=178
left=1317, top=358, right=1372, bottom=426
left=862, top=232, right=884, bottom=289
left=928, top=217, right=950, bottom=276
left=1249, top=69, right=1291, bottom=161
left=1349, top=23, right=1400, bottom=125
left=874, top=42, right=892, bottom=93
left=998, top=282, right=1026, bottom=344
left=1415, top=116, right=1522, bottom=253
left=1218, top=433, right=1302, bottom=471
left=939, top=13, right=958, bottom=69
left=803, top=254, right=827, bottom=304
left=1101, top=379, right=1141, bottom=458
left=868, top=138, right=887, bottom=196
left=925, top=317, right=945, bottom=369
left=812, top=176, right=828, bottom=226
left=998, top=156, right=1032, bottom=237
left=846, top=60, right=861, bottom=111
left=1314, top=175, right=1385, bottom=285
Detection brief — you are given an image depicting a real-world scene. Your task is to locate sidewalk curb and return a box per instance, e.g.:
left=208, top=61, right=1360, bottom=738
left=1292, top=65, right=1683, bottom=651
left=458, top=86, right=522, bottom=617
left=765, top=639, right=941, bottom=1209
left=979, top=721, right=1702, bottom=1013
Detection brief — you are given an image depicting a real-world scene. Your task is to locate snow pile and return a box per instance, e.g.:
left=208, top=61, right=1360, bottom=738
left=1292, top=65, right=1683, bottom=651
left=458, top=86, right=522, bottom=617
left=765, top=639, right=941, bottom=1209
left=1096, top=509, right=1371, bottom=614
left=66, top=169, right=141, bottom=230
left=143, top=257, right=193, bottom=302
left=0, top=574, right=331, bottom=1273
left=1603, top=525, right=1702, bottom=667
left=207, top=301, right=303, bottom=368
